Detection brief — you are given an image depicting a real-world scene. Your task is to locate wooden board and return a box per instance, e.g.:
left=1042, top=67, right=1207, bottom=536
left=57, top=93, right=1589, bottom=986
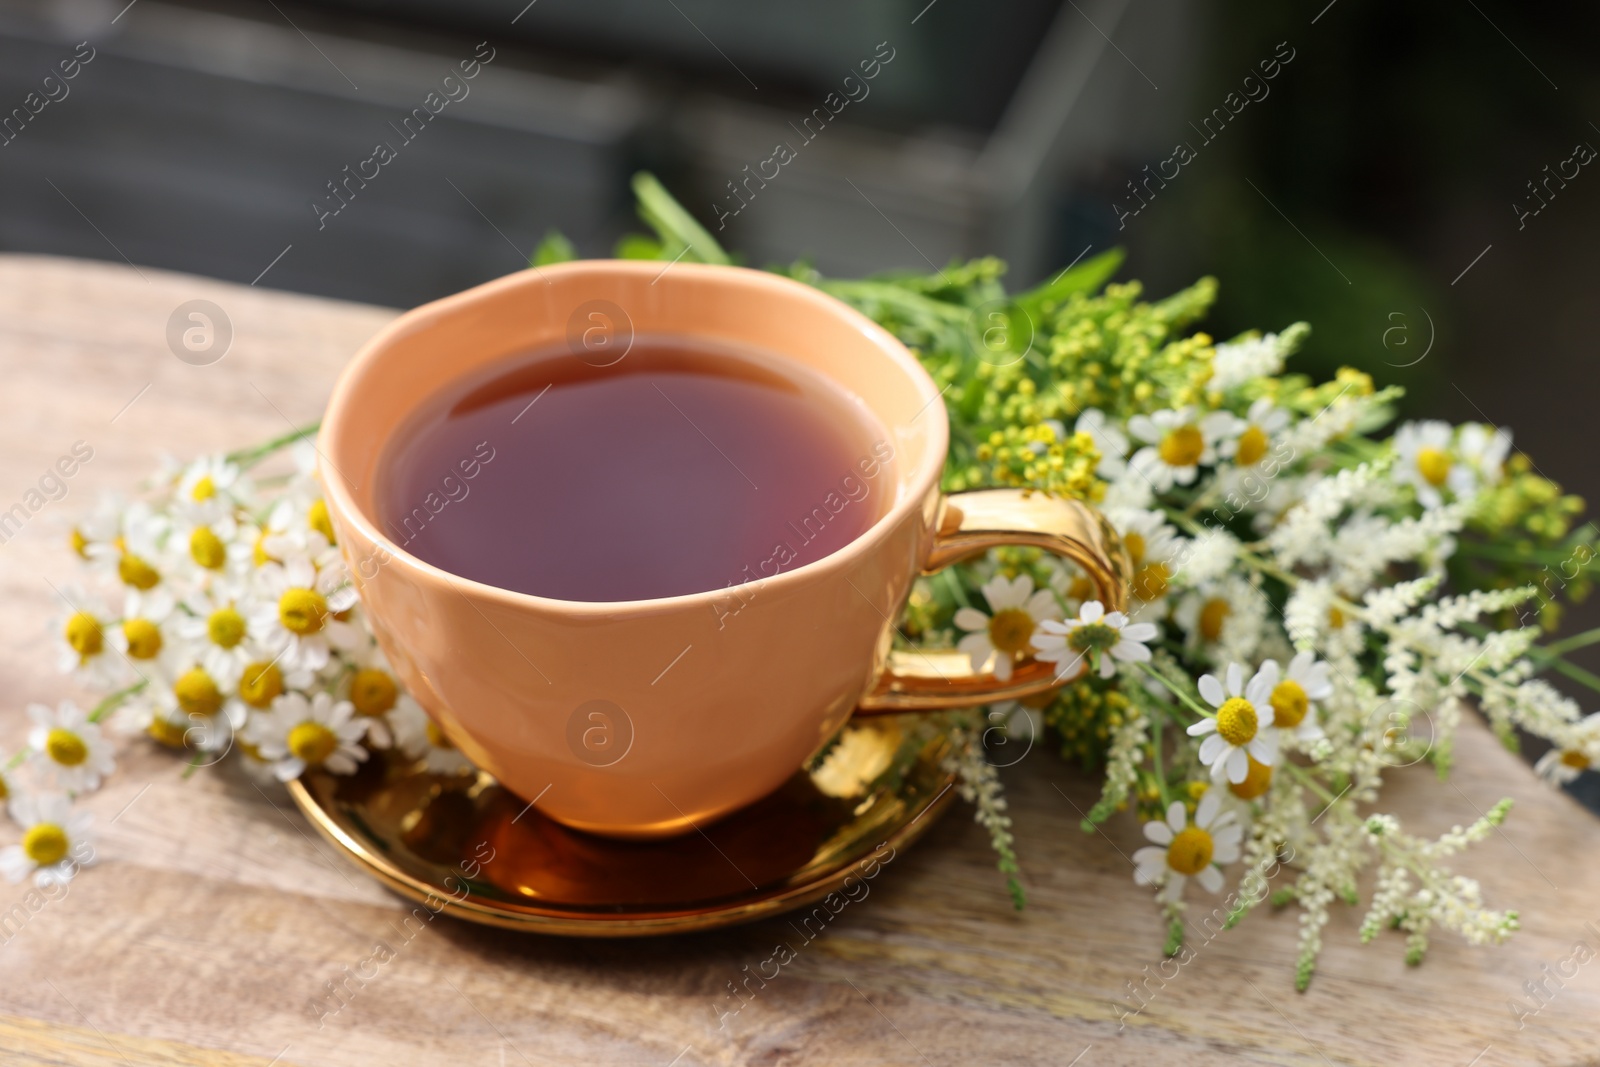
left=0, top=254, right=1597, bottom=1066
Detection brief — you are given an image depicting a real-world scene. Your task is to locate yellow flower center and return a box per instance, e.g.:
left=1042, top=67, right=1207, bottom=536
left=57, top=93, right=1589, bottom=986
left=278, top=588, right=328, bottom=636
left=117, top=552, right=161, bottom=590
left=1067, top=575, right=1096, bottom=602
left=208, top=607, right=246, bottom=649
left=1132, top=562, right=1171, bottom=602
left=1166, top=826, right=1214, bottom=876
left=1229, top=755, right=1274, bottom=799
left=1199, top=598, right=1231, bottom=642
left=1158, top=425, right=1205, bottom=468
left=1328, top=605, right=1347, bottom=630
left=1270, top=679, right=1309, bottom=729
left=190, top=526, right=227, bottom=570
left=239, top=661, right=284, bottom=709
left=309, top=499, right=336, bottom=544
left=1560, top=749, right=1590, bottom=770
left=122, top=618, right=163, bottom=659
left=22, top=823, right=69, bottom=866
left=287, top=721, right=338, bottom=766
left=988, top=608, right=1037, bottom=657
left=1416, top=447, right=1452, bottom=488
left=253, top=532, right=276, bottom=567
left=0, top=773, right=8, bottom=800
left=191, top=474, right=216, bottom=501
left=426, top=721, right=456, bottom=749
left=1215, top=697, right=1258, bottom=746
left=350, top=668, right=399, bottom=717
left=64, top=612, right=103, bottom=659
left=70, top=528, right=89, bottom=558
left=148, top=716, right=189, bottom=749
left=46, top=728, right=89, bottom=766
left=1235, top=425, right=1269, bottom=467
left=1123, top=531, right=1147, bottom=567
left=174, top=668, right=223, bottom=717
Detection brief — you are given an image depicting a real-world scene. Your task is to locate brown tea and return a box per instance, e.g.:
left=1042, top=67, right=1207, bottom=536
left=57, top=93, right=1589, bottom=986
left=377, top=337, right=896, bottom=602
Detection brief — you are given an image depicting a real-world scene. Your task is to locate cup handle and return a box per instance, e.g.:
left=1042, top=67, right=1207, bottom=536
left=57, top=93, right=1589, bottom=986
left=855, top=488, right=1131, bottom=715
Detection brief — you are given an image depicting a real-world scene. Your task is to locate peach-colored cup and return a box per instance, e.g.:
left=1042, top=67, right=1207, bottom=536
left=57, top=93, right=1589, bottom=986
left=320, top=261, right=1127, bottom=838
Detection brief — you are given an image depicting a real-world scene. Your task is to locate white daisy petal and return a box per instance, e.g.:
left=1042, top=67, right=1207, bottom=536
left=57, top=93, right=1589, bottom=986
left=1225, top=747, right=1249, bottom=784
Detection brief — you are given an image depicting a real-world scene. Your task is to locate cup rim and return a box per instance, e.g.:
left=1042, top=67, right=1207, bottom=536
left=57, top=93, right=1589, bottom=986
left=320, top=260, right=950, bottom=617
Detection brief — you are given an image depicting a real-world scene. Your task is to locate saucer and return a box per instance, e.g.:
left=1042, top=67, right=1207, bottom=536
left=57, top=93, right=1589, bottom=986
left=287, top=717, right=956, bottom=936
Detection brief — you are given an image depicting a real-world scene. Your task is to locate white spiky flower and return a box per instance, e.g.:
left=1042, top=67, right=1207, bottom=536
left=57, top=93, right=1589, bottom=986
left=27, top=701, right=115, bottom=794
left=1132, top=792, right=1242, bottom=902
left=1187, top=663, right=1279, bottom=784
left=0, top=794, right=96, bottom=888
left=955, top=574, right=1062, bottom=682
left=1031, top=600, right=1158, bottom=682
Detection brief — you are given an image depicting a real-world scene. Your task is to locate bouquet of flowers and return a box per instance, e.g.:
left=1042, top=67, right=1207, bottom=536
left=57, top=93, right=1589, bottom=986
left=11, top=176, right=1594, bottom=990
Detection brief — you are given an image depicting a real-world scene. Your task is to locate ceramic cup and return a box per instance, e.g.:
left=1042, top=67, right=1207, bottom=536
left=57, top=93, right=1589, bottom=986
left=320, top=261, right=1129, bottom=838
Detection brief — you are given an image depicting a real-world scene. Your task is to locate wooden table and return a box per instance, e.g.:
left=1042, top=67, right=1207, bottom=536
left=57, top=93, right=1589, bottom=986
left=1, top=254, right=1597, bottom=1066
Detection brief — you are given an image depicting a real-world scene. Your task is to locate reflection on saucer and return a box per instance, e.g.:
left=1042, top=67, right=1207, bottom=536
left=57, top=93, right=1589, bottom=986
left=289, top=717, right=954, bottom=935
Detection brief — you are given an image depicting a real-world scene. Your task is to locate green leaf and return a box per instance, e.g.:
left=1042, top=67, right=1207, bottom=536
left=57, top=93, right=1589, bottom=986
left=631, top=172, right=732, bottom=266
left=1011, top=247, right=1124, bottom=318
left=531, top=230, right=576, bottom=267
left=614, top=234, right=665, bottom=260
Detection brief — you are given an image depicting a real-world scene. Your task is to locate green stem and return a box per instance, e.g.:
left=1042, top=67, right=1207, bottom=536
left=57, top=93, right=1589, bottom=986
left=1462, top=621, right=1600, bottom=696
left=88, top=679, right=148, bottom=724
left=1283, top=762, right=1339, bottom=807
left=1150, top=711, right=1170, bottom=805
left=1540, top=626, right=1600, bottom=658
left=227, top=422, right=320, bottom=468
left=1135, top=661, right=1208, bottom=723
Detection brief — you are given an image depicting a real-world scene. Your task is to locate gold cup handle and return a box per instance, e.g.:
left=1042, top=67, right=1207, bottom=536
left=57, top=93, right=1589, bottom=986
left=856, top=489, right=1131, bottom=715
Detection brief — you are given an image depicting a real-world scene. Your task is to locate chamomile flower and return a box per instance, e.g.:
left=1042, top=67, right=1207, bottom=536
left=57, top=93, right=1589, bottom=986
left=83, top=501, right=171, bottom=596
left=1032, top=600, right=1158, bottom=681
left=249, top=554, right=360, bottom=672
left=106, top=587, right=181, bottom=680
left=1132, top=792, right=1242, bottom=902
left=1187, top=663, right=1278, bottom=784
left=170, top=512, right=252, bottom=591
left=1219, top=398, right=1291, bottom=470
left=68, top=491, right=126, bottom=561
left=0, top=794, right=96, bottom=888
left=1126, top=407, right=1236, bottom=491
left=1534, top=712, right=1600, bottom=786
left=53, top=587, right=123, bottom=685
left=1261, top=651, right=1332, bottom=746
left=1107, top=507, right=1181, bottom=618
left=0, top=759, right=14, bottom=815
left=174, top=454, right=252, bottom=524
left=247, top=691, right=367, bottom=780
left=391, top=701, right=474, bottom=775
left=1457, top=423, right=1512, bottom=489
left=223, top=657, right=313, bottom=738
left=955, top=574, right=1063, bottom=682
left=1075, top=408, right=1130, bottom=479
left=342, top=643, right=424, bottom=749
left=26, top=701, right=115, bottom=794
left=134, top=664, right=247, bottom=753
left=1393, top=420, right=1477, bottom=508
left=175, top=588, right=256, bottom=687
left=1173, top=576, right=1268, bottom=666
left=1533, top=746, right=1591, bottom=786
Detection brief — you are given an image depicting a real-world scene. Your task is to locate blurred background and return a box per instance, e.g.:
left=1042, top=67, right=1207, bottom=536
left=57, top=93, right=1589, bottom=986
left=2, top=0, right=1597, bottom=785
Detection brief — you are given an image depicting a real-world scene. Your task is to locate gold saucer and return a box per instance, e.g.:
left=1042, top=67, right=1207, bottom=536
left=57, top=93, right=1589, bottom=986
left=287, top=717, right=956, bottom=936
